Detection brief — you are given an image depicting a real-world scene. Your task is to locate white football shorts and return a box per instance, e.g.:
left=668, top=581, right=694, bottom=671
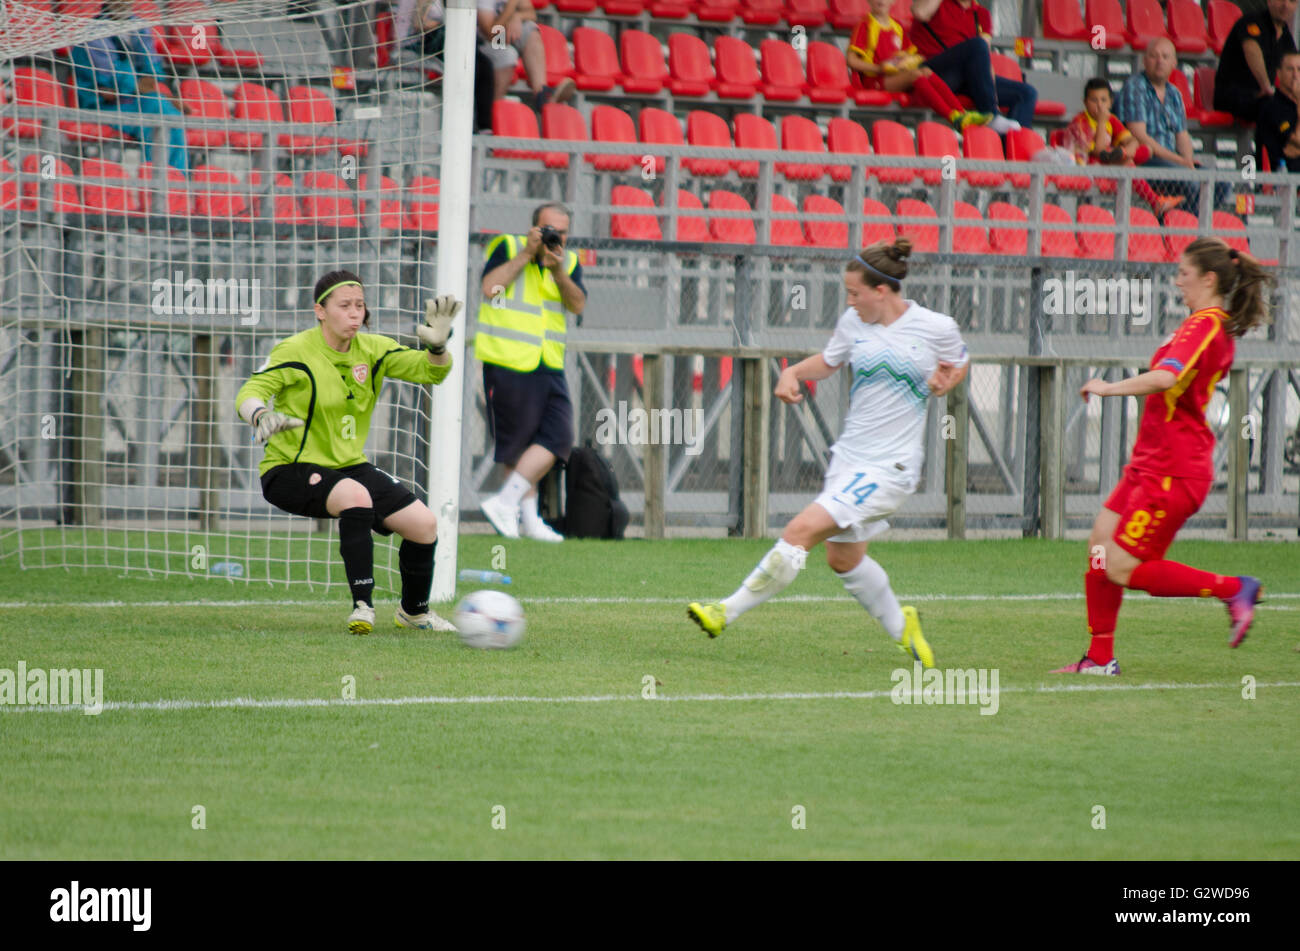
left=812, top=457, right=912, bottom=544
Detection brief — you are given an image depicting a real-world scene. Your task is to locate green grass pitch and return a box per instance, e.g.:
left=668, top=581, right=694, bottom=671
left=1, top=535, right=1296, bottom=859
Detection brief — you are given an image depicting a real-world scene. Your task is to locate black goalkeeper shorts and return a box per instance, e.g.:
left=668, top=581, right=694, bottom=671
left=261, top=462, right=418, bottom=536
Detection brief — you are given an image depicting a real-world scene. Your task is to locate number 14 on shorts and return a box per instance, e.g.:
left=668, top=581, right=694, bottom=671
left=836, top=472, right=878, bottom=505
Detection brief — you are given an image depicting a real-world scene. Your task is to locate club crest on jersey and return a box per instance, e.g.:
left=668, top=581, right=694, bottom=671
left=351, top=363, right=368, bottom=385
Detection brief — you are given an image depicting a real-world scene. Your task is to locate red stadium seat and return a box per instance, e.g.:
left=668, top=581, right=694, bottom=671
left=1006, top=128, right=1090, bottom=191
left=862, top=197, right=896, bottom=246
left=664, top=188, right=709, bottom=241
left=406, top=176, right=440, bottom=233
left=0, top=158, right=17, bottom=210
left=806, top=41, right=852, bottom=104
left=785, top=0, right=828, bottom=28
left=708, top=190, right=757, bottom=244
left=733, top=112, right=776, bottom=178
left=714, top=36, right=760, bottom=99
left=589, top=105, right=638, bottom=171
left=556, top=0, right=598, bottom=10
left=193, top=164, right=249, bottom=220
left=491, top=99, right=545, bottom=161
left=601, top=0, right=642, bottom=11
left=244, top=170, right=304, bottom=225
left=827, top=0, right=868, bottom=30
left=1166, top=0, right=1209, bottom=54
left=610, top=184, right=662, bottom=240
left=1127, top=207, right=1168, bottom=262
left=1193, top=66, right=1234, bottom=127
left=991, top=54, right=1066, bottom=116
left=1076, top=204, right=1116, bottom=260
left=1212, top=211, right=1250, bottom=253
left=803, top=194, right=848, bottom=248
left=620, top=30, right=669, bottom=94
left=647, top=0, right=691, bottom=16
left=869, top=119, right=917, bottom=185
left=668, top=34, right=715, bottom=97
left=769, top=194, right=806, bottom=246
left=1167, top=68, right=1201, bottom=122
left=176, top=78, right=229, bottom=149
left=894, top=198, right=939, bottom=253
left=540, top=102, right=587, bottom=169
left=537, top=24, right=576, bottom=87
left=573, top=26, right=622, bottom=92
left=229, top=82, right=282, bottom=150
left=283, top=86, right=337, bottom=155
left=960, top=124, right=1008, bottom=188
left=1040, top=203, right=1078, bottom=257
left=1206, top=0, right=1241, bottom=55
left=638, top=106, right=681, bottom=175
left=1043, top=0, right=1087, bottom=41
left=740, top=0, right=783, bottom=25
left=1163, top=209, right=1200, bottom=259
left=4, top=67, right=59, bottom=138
left=19, top=155, right=79, bottom=213
left=1084, top=0, right=1127, bottom=49
left=987, top=202, right=1028, bottom=256
left=760, top=39, right=806, bottom=101
left=300, top=171, right=358, bottom=228
left=778, top=115, right=828, bottom=181
left=827, top=117, right=871, bottom=182
left=1126, top=0, right=1170, bottom=50
left=161, top=24, right=213, bottom=69
left=80, top=158, right=138, bottom=217
left=916, top=120, right=958, bottom=187
left=136, top=162, right=189, bottom=217
left=685, top=110, right=734, bottom=176
left=953, top=201, right=990, bottom=254
left=694, top=1, right=740, bottom=21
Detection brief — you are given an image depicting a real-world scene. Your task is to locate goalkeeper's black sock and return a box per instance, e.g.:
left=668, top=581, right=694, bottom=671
left=399, top=539, right=435, bottom=615
left=338, top=507, right=375, bottom=607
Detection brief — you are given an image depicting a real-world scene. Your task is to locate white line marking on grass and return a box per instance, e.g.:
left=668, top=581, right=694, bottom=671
left=8, top=680, right=1299, bottom=716
left=3, top=593, right=1299, bottom=608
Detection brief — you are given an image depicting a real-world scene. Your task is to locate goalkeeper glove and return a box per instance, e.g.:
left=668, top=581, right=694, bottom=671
left=252, top=408, right=305, bottom=443
left=417, top=295, right=463, bottom=354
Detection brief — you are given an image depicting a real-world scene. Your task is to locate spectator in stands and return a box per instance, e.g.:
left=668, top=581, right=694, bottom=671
left=476, top=203, right=586, bottom=544
left=70, top=0, right=189, bottom=172
left=1256, top=50, right=1300, bottom=172
left=406, top=0, right=497, bottom=132
left=1064, top=78, right=1184, bottom=217
left=847, top=0, right=993, bottom=131
left=1117, top=38, right=1229, bottom=216
left=909, top=0, right=1034, bottom=133
left=1213, top=0, right=1297, bottom=125
left=477, top=0, right=575, bottom=111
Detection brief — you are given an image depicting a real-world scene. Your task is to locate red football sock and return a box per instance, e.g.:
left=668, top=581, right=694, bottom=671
left=1133, top=179, right=1160, bottom=207
left=911, top=74, right=963, bottom=120
left=1085, top=567, right=1122, bottom=663
left=1128, top=561, right=1241, bottom=600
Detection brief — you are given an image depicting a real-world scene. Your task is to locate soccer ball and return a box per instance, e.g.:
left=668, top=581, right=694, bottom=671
left=454, top=590, right=526, bottom=649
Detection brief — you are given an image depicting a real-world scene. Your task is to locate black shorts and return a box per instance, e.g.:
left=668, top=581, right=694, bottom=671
left=483, top=363, right=573, bottom=465
left=261, top=462, right=418, bottom=536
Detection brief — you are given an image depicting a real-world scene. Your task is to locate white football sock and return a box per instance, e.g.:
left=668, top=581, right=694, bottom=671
left=496, top=470, right=531, bottom=508
left=837, top=555, right=904, bottom=640
left=721, top=539, right=807, bottom=623
left=519, top=490, right=542, bottom=529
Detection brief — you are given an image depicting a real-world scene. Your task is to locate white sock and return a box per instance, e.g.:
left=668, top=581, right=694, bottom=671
left=519, top=491, right=542, bottom=529
left=721, top=539, right=807, bottom=624
left=496, top=471, right=531, bottom=508
left=836, top=555, right=904, bottom=641
left=988, top=114, right=1020, bottom=134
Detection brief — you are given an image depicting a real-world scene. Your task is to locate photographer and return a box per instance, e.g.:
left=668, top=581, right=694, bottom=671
left=476, top=203, right=586, bottom=543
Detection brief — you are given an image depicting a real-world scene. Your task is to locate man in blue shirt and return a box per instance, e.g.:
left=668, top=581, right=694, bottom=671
left=70, top=0, right=189, bottom=172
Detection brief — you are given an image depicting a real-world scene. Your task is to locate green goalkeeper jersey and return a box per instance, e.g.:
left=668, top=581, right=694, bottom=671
left=236, top=325, right=452, bottom=476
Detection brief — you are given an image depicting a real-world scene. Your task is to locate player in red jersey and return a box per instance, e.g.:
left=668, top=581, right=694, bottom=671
left=1054, top=238, right=1272, bottom=675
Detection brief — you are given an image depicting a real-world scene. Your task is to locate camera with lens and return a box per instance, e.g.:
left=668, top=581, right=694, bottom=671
left=538, top=225, right=564, bottom=254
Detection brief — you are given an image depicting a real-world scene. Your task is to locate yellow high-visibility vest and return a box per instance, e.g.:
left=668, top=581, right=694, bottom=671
left=475, top=234, right=577, bottom=372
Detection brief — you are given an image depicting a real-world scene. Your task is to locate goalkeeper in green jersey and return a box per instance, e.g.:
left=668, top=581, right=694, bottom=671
left=235, top=270, right=461, bottom=636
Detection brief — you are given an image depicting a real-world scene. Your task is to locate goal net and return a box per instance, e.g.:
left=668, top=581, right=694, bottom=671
left=0, top=0, right=455, bottom=594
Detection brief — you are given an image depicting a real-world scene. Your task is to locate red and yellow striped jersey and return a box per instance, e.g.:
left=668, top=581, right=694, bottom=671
left=1129, top=307, right=1234, bottom=479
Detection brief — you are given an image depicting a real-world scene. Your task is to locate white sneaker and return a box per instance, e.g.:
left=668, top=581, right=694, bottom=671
left=394, top=605, right=457, bottom=632
left=347, top=600, right=375, bottom=636
left=480, top=495, right=520, bottom=539
left=520, top=519, right=564, bottom=543
left=988, top=115, right=1021, bottom=134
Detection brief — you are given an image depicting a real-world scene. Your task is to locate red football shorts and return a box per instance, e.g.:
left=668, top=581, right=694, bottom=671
left=1104, top=467, right=1211, bottom=561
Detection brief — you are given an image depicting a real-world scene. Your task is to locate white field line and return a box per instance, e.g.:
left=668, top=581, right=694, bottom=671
left=5, top=680, right=1299, bottom=716
left=1, top=593, right=1298, bottom=608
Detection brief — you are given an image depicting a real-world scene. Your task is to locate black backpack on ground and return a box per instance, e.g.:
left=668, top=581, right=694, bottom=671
left=561, top=444, right=630, bottom=539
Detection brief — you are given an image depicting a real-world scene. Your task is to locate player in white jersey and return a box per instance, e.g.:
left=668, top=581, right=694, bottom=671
left=687, top=238, right=969, bottom=667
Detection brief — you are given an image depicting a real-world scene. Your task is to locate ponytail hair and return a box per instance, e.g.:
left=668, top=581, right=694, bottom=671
left=846, top=237, right=913, bottom=291
left=1182, top=238, right=1272, bottom=337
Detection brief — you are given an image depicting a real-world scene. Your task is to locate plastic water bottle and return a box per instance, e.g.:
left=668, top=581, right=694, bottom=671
left=209, top=561, right=244, bottom=578
left=458, top=569, right=511, bottom=584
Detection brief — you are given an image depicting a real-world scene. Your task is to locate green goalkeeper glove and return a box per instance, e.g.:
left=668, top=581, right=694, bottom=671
left=417, top=295, right=463, bottom=354
left=252, top=408, right=304, bottom=444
